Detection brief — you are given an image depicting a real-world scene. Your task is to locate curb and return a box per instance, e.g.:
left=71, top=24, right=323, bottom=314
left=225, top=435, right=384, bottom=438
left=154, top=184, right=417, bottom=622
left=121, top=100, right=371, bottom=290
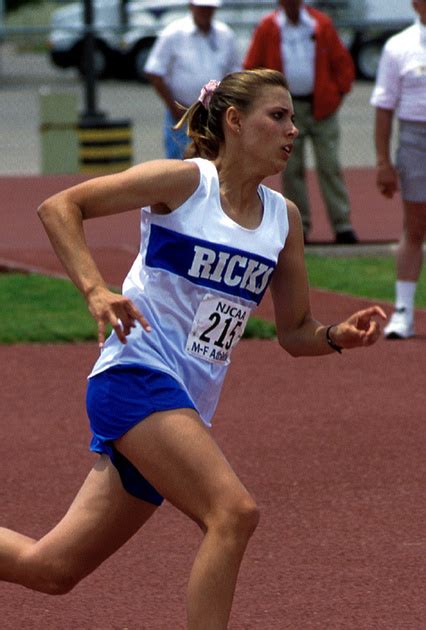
left=0, top=257, right=67, bottom=280
left=305, top=242, right=426, bottom=257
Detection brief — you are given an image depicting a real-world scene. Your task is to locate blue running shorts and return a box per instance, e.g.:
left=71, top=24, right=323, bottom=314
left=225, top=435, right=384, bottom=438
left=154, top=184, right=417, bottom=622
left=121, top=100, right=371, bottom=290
left=86, top=364, right=197, bottom=505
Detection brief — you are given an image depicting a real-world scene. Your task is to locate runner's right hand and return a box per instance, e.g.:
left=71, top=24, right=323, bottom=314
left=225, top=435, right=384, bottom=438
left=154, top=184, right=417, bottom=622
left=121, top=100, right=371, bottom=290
left=86, top=286, right=151, bottom=348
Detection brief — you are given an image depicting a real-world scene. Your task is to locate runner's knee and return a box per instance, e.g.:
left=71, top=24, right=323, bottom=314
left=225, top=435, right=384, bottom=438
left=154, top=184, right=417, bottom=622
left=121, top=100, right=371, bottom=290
left=41, top=570, right=79, bottom=596
left=21, top=547, right=84, bottom=595
left=207, top=495, right=260, bottom=543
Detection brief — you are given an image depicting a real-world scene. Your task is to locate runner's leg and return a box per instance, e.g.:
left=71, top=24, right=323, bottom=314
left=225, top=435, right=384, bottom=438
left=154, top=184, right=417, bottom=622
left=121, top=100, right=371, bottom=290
left=114, top=408, right=260, bottom=630
left=0, top=454, right=158, bottom=594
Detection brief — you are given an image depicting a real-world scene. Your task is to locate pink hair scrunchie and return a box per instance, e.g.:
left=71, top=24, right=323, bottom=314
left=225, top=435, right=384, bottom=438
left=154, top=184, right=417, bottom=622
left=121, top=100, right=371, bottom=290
left=198, top=79, right=221, bottom=109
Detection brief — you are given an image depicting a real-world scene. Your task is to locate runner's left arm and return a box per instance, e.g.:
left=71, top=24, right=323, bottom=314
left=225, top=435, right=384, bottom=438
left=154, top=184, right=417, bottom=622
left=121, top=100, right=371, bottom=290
left=269, top=201, right=386, bottom=356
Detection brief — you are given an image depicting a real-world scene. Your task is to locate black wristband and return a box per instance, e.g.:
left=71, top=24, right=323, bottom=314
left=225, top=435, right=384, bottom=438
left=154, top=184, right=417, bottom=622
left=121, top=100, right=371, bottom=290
left=326, top=325, right=343, bottom=354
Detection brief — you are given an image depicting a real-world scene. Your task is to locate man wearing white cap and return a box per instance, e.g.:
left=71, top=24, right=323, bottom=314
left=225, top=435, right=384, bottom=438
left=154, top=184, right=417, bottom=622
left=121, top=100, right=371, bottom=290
left=144, top=0, right=241, bottom=158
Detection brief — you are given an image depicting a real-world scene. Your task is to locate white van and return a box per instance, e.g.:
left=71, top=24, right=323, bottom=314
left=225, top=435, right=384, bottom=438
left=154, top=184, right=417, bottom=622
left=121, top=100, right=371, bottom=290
left=47, top=0, right=415, bottom=81
left=348, top=0, right=415, bottom=79
left=48, top=0, right=143, bottom=78
left=47, top=0, right=275, bottom=79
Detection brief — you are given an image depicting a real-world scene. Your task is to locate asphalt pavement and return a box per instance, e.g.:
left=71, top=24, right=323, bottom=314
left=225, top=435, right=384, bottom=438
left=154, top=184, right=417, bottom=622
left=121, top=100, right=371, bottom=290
left=0, top=42, right=397, bottom=176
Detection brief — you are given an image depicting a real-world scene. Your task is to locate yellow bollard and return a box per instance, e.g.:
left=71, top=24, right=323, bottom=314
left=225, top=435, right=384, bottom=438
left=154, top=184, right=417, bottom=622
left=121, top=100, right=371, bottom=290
left=78, top=118, right=133, bottom=175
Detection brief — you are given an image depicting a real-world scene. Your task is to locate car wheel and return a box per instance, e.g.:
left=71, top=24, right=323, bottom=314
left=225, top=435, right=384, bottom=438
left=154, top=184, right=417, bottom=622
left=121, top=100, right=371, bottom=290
left=355, top=40, right=384, bottom=81
left=130, top=39, right=156, bottom=83
left=77, top=40, right=110, bottom=79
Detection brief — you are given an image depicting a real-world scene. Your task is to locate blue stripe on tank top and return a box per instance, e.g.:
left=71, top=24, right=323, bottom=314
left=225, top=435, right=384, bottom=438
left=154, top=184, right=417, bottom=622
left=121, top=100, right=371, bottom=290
left=145, top=224, right=275, bottom=305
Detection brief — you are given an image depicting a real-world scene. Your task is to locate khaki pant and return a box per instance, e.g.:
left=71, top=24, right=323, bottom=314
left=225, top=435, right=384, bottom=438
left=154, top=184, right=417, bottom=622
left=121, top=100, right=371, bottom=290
left=282, top=100, right=352, bottom=235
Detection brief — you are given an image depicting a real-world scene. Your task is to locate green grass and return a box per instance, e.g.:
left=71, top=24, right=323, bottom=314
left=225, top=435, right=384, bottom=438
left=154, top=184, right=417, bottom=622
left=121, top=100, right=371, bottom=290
left=305, top=254, right=426, bottom=306
left=1, top=255, right=425, bottom=343
left=0, top=273, right=98, bottom=343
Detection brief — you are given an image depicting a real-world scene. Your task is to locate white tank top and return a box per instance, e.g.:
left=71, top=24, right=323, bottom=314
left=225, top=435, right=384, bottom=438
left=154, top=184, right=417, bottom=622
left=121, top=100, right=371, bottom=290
left=89, top=158, right=289, bottom=425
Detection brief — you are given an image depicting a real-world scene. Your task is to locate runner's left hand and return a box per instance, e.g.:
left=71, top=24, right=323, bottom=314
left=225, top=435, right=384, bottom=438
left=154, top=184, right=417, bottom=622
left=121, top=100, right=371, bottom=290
left=330, top=306, right=387, bottom=350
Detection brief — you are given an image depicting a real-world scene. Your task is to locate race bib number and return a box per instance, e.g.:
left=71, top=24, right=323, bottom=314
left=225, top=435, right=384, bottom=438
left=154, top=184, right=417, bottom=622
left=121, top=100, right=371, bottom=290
left=186, top=295, right=250, bottom=364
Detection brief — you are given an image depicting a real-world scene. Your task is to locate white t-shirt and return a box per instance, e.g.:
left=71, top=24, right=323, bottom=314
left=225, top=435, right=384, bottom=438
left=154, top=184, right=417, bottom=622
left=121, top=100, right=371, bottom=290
left=370, top=20, right=426, bottom=122
left=144, top=15, right=241, bottom=107
left=89, top=158, right=289, bottom=426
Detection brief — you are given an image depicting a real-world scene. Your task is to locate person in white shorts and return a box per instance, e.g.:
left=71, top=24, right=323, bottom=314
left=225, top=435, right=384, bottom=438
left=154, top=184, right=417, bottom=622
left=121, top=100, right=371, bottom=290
left=371, top=0, right=426, bottom=339
left=0, top=69, right=386, bottom=629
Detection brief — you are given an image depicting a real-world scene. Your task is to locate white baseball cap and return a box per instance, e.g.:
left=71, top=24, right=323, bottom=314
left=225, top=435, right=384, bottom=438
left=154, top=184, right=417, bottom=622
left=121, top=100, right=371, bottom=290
left=190, top=0, right=222, bottom=7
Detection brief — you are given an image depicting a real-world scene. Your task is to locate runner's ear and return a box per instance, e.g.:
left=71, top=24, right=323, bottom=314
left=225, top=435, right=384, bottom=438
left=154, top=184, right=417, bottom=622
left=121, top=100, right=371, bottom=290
left=224, top=106, right=242, bottom=136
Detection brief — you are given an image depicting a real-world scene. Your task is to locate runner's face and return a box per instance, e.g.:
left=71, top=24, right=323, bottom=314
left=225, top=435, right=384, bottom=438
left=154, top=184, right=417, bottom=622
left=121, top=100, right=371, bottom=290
left=239, top=86, right=298, bottom=176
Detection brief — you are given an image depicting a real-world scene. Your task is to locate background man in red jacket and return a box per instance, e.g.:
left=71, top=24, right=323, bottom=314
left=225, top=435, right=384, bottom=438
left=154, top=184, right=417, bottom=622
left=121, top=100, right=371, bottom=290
left=244, top=0, right=358, bottom=244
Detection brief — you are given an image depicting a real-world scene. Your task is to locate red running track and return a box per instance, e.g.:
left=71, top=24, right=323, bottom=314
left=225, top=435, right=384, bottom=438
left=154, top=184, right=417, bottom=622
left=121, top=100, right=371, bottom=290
left=1, top=317, right=426, bottom=629
left=0, top=168, right=402, bottom=285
